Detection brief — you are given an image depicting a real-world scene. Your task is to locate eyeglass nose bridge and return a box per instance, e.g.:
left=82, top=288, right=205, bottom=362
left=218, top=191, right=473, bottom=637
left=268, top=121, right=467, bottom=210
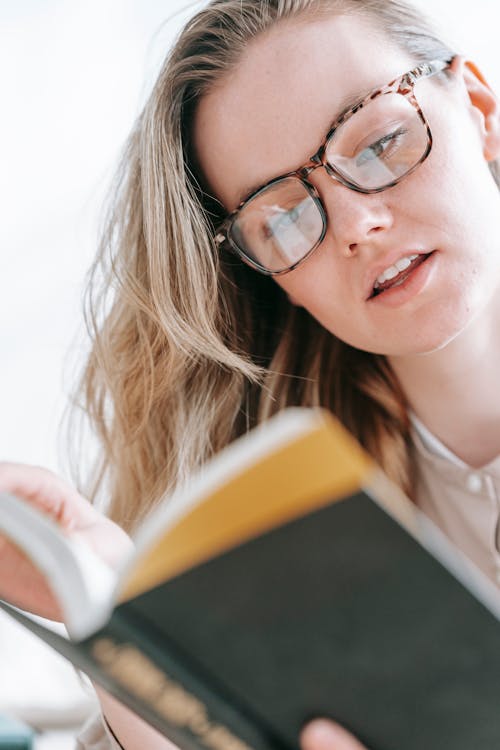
left=296, top=156, right=378, bottom=200
left=296, top=158, right=348, bottom=195
left=297, top=155, right=324, bottom=180
left=294, top=161, right=358, bottom=230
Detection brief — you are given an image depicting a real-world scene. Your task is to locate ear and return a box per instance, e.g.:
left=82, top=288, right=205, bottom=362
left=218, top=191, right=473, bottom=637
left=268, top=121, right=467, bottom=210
left=452, top=55, right=500, bottom=161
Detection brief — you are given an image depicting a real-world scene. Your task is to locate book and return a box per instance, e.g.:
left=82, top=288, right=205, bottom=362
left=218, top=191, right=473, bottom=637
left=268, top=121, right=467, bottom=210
left=2, top=407, right=500, bottom=750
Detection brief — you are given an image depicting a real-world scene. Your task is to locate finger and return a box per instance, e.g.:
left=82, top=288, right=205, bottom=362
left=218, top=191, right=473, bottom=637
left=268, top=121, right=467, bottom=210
left=0, top=536, right=63, bottom=620
left=72, top=517, right=135, bottom=567
left=300, top=719, right=369, bottom=750
left=0, top=462, right=97, bottom=528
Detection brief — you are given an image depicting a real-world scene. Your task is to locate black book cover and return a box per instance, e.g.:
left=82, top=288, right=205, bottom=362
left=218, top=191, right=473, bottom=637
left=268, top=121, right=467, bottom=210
left=76, top=489, right=500, bottom=750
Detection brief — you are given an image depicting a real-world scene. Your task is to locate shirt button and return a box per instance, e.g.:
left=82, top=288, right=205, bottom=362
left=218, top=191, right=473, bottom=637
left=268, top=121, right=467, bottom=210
left=466, top=473, right=482, bottom=493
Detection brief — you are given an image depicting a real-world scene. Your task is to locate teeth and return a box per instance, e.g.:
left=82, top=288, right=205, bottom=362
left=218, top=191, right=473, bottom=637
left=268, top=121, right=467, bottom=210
left=384, top=265, right=399, bottom=281
left=374, top=253, right=419, bottom=288
left=395, top=257, right=412, bottom=272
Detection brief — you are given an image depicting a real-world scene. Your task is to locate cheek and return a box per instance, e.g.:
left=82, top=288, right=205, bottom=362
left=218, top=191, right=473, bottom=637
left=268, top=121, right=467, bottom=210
left=422, top=102, right=500, bottom=228
left=275, top=253, right=345, bottom=319
left=435, top=151, right=500, bottom=278
left=399, top=105, right=500, bottom=282
left=276, top=269, right=368, bottom=346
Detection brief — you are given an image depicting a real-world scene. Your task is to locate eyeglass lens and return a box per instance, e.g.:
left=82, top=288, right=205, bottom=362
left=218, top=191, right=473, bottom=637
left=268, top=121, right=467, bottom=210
left=229, top=92, right=429, bottom=273
left=326, top=93, right=429, bottom=189
left=230, top=178, right=323, bottom=273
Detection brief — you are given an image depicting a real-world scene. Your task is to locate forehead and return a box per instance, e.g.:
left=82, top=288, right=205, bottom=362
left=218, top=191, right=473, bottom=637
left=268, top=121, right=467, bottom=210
left=193, top=13, right=415, bottom=211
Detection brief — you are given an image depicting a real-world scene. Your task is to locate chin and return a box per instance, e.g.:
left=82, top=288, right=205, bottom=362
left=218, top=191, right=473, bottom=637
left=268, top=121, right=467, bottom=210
left=382, top=303, right=485, bottom=358
left=352, top=307, right=474, bottom=357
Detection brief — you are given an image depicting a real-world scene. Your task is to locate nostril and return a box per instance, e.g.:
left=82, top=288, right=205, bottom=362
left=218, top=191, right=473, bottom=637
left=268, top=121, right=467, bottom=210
left=348, top=243, right=357, bottom=254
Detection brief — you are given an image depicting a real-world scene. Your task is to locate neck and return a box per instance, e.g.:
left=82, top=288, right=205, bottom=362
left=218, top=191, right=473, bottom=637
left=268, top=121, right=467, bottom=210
left=388, top=310, right=500, bottom=468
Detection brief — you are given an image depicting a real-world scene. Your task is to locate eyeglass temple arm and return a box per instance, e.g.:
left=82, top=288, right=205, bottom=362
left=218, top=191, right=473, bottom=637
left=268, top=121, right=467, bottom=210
left=406, top=57, right=454, bottom=84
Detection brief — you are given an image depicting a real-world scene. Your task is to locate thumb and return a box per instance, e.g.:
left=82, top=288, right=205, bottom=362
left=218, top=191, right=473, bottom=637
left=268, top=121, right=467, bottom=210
left=0, top=462, right=97, bottom=528
left=300, top=719, right=369, bottom=750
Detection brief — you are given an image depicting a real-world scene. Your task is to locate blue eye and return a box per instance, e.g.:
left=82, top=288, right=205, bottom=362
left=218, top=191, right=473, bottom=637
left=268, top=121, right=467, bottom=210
left=263, top=204, right=302, bottom=239
left=276, top=206, right=300, bottom=229
left=356, top=127, right=408, bottom=167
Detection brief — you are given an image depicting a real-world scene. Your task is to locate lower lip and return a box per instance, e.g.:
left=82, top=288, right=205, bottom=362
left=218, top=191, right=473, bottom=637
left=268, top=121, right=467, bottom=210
left=367, top=252, right=437, bottom=308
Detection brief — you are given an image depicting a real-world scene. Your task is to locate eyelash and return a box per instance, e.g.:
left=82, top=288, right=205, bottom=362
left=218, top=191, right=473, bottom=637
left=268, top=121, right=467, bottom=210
left=355, top=126, right=408, bottom=166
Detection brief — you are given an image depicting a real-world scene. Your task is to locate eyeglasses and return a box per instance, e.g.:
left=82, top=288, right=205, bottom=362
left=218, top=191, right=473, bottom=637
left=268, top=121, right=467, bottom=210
left=215, top=58, right=453, bottom=276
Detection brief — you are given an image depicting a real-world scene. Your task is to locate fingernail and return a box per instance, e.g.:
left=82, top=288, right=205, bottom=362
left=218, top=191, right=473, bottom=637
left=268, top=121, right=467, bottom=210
left=301, top=720, right=367, bottom=750
left=301, top=720, right=344, bottom=750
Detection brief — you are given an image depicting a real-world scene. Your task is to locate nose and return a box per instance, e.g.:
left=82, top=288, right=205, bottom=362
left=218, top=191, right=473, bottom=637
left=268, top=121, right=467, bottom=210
left=312, top=169, right=395, bottom=257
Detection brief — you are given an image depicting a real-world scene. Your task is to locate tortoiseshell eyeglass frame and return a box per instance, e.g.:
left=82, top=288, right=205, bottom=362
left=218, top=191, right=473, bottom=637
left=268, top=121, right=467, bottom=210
left=214, top=57, right=454, bottom=276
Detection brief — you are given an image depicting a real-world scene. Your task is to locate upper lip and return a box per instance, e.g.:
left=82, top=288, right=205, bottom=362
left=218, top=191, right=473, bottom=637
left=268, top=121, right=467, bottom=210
left=364, top=249, right=431, bottom=300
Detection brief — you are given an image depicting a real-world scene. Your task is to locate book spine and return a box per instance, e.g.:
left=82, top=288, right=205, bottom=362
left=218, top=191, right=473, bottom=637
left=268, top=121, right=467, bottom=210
left=80, top=611, right=288, bottom=750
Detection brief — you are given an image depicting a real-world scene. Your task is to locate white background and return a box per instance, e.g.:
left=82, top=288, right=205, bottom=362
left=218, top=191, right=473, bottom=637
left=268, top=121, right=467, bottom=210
left=0, top=0, right=499, bottom=742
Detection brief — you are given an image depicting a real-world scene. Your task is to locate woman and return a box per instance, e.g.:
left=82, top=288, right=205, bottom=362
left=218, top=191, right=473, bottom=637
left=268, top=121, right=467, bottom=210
left=2, top=0, right=500, bottom=747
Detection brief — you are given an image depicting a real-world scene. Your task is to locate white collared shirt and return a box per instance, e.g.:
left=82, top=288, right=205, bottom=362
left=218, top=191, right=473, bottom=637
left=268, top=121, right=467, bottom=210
left=411, top=414, right=500, bottom=586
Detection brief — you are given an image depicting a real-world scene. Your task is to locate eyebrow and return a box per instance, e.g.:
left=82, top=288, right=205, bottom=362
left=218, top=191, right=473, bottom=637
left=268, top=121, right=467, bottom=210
left=235, top=83, right=377, bottom=205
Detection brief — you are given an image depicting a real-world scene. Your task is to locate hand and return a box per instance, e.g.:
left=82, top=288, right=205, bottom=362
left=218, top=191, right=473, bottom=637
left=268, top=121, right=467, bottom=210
left=301, top=719, right=369, bottom=750
left=0, top=462, right=132, bottom=621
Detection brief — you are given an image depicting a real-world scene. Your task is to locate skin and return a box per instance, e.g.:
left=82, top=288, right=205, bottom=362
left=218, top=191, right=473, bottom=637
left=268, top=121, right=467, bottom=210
left=194, top=13, right=500, bottom=468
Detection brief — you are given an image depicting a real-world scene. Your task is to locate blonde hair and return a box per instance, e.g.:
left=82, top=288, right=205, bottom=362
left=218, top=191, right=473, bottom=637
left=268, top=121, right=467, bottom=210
left=75, top=0, right=500, bottom=529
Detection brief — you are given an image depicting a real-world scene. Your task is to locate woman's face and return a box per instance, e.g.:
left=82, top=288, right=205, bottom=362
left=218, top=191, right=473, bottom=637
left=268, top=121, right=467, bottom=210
left=193, top=13, right=500, bottom=357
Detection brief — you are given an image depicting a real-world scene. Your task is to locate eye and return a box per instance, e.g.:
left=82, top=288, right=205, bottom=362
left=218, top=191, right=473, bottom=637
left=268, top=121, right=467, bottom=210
left=355, top=126, right=408, bottom=167
left=262, top=203, right=302, bottom=240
